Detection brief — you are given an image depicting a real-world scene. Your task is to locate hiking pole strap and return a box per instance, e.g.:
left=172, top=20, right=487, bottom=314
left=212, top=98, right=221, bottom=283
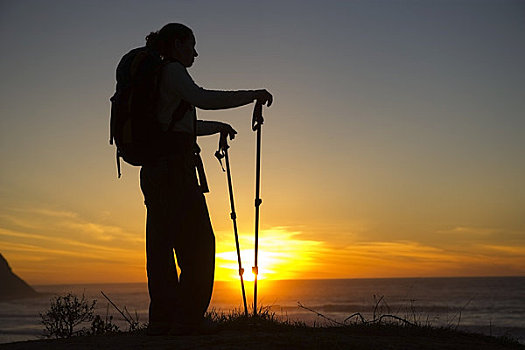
left=195, top=154, right=209, bottom=193
left=194, top=144, right=209, bottom=193
left=214, top=150, right=225, bottom=172
left=116, top=149, right=122, bottom=178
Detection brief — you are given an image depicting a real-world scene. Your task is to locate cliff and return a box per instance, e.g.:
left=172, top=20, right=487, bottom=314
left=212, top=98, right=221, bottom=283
left=0, top=253, right=39, bottom=300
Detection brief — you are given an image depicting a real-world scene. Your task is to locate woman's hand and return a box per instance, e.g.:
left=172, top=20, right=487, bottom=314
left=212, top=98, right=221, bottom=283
left=219, top=122, right=237, bottom=139
left=219, top=123, right=237, bottom=150
left=254, top=89, right=273, bottom=107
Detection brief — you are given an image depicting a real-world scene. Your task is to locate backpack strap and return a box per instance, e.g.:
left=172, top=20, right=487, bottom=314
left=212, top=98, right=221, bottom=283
left=116, top=149, right=122, bottom=178
left=109, top=93, right=116, bottom=145
left=159, top=59, right=192, bottom=132
left=190, top=111, right=209, bottom=193
left=194, top=146, right=209, bottom=193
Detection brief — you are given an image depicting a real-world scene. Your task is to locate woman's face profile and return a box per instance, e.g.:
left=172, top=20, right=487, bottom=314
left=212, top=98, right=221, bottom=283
left=174, top=35, right=198, bottom=67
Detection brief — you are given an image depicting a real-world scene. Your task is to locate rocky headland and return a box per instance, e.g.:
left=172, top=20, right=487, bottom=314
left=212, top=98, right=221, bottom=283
left=0, top=253, right=39, bottom=301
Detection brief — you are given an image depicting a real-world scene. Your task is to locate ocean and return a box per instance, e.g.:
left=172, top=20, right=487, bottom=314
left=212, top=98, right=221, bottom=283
left=1, top=277, right=524, bottom=344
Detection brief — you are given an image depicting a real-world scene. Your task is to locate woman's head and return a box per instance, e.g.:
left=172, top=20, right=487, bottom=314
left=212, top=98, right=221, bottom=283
left=146, top=23, right=198, bottom=67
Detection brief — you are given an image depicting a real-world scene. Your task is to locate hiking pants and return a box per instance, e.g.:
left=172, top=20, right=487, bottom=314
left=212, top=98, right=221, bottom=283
left=140, top=153, right=215, bottom=327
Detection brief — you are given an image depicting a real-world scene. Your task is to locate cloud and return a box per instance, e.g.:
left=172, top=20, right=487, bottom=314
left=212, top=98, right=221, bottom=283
left=216, top=225, right=525, bottom=280
left=477, top=244, right=525, bottom=257
left=0, top=206, right=143, bottom=244
left=0, top=205, right=146, bottom=281
left=59, top=220, right=136, bottom=242
left=31, top=208, right=79, bottom=219
left=0, top=227, right=143, bottom=262
left=436, top=226, right=502, bottom=236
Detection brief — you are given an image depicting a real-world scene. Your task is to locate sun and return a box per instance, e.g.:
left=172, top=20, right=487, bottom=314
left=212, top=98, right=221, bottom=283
left=215, top=249, right=277, bottom=281
left=215, top=227, right=322, bottom=281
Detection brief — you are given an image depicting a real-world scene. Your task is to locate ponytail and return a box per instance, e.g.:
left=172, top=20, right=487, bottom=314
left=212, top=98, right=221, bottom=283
left=145, top=23, right=193, bottom=58
left=145, top=31, right=160, bottom=50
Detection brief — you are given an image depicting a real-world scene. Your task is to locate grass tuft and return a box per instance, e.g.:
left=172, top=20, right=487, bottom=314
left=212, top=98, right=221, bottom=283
left=205, top=305, right=308, bottom=331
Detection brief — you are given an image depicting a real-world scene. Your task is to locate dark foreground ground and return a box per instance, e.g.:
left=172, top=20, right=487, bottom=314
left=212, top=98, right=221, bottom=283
left=1, top=325, right=523, bottom=350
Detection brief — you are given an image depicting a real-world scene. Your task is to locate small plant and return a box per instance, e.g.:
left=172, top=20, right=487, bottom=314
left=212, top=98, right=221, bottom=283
left=298, top=296, right=418, bottom=327
left=101, top=291, right=141, bottom=332
left=40, top=293, right=96, bottom=338
left=87, top=302, right=120, bottom=335
left=89, top=314, right=120, bottom=335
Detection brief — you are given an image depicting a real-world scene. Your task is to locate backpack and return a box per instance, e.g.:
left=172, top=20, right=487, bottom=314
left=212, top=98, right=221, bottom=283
left=109, top=47, right=190, bottom=177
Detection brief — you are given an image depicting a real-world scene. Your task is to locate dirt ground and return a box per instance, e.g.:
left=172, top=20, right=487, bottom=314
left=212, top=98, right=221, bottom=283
left=1, top=326, right=523, bottom=350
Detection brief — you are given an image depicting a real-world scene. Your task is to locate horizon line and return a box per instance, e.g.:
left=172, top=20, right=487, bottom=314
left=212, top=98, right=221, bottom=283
left=32, top=275, right=525, bottom=287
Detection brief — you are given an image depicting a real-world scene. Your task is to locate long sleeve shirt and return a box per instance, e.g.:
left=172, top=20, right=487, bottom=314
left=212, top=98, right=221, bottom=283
left=157, top=61, right=256, bottom=134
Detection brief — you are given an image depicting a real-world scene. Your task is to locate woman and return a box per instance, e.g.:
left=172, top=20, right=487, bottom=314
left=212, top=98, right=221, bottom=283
left=140, top=23, right=272, bottom=335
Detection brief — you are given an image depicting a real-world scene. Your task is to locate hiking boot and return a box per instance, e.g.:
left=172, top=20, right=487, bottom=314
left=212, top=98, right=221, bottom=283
left=166, top=319, right=218, bottom=336
left=197, top=318, right=219, bottom=335
left=168, top=322, right=195, bottom=336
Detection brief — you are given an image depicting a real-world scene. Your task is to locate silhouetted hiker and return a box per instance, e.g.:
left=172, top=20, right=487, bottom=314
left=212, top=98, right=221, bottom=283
left=132, top=23, right=272, bottom=335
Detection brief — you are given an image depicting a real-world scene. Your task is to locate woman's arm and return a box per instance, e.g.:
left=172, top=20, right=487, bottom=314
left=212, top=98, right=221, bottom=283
left=163, top=62, right=272, bottom=110
left=196, top=120, right=237, bottom=138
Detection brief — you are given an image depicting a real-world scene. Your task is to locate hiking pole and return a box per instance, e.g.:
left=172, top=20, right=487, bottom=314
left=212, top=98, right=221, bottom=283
left=215, top=137, right=249, bottom=317
left=252, top=102, right=264, bottom=316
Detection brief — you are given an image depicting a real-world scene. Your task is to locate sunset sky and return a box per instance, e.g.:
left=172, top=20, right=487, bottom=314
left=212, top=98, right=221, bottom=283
left=1, top=0, right=524, bottom=285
